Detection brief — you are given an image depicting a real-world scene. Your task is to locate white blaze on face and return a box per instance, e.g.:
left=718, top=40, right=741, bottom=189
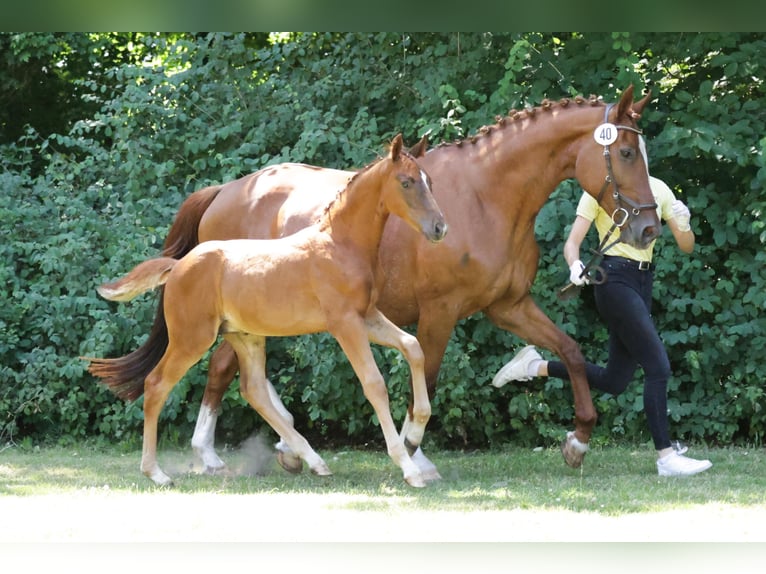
left=420, top=170, right=431, bottom=193
left=638, top=135, right=649, bottom=175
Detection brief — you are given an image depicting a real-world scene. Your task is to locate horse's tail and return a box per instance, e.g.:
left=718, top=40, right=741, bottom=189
left=87, top=257, right=178, bottom=401
left=97, top=257, right=177, bottom=302
left=162, top=184, right=222, bottom=258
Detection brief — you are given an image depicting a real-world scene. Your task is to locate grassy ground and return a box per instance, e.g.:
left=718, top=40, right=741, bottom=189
left=3, top=440, right=766, bottom=571
left=2, top=439, right=764, bottom=506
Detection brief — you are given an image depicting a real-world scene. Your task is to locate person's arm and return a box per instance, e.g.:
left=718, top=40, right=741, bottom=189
left=667, top=199, right=695, bottom=254
left=564, top=215, right=593, bottom=284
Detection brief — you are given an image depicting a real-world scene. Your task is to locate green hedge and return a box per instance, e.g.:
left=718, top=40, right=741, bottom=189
left=1, top=32, right=764, bottom=450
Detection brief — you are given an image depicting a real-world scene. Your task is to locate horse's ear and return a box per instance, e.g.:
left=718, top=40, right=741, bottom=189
left=390, top=133, right=403, bottom=161
left=616, top=85, right=652, bottom=120
left=408, top=134, right=429, bottom=158
left=631, top=89, right=652, bottom=117
left=616, top=85, right=636, bottom=119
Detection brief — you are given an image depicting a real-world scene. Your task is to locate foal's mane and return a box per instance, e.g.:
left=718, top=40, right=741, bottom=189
left=319, top=149, right=418, bottom=222
left=435, top=94, right=604, bottom=150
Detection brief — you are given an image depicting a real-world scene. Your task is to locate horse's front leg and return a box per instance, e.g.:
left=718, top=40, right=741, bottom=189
left=485, top=294, right=597, bottom=468
left=331, top=315, right=426, bottom=487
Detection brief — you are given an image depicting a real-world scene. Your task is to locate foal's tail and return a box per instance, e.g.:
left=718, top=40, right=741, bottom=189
left=87, top=257, right=178, bottom=401
left=97, top=258, right=177, bottom=302
left=88, top=186, right=223, bottom=401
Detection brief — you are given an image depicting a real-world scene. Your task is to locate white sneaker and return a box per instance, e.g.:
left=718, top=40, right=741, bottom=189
left=492, top=345, right=542, bottom=388
left=656, top=451, right=712, bottom=477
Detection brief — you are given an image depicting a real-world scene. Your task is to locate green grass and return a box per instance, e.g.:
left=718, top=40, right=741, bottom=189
left=2, top=440, right=764, bottom=516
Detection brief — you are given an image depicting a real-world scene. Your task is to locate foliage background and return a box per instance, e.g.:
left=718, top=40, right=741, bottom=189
left=1, top=32, right=764, bottom=451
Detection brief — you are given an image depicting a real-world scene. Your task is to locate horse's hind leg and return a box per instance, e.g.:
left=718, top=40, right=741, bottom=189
left=263, top=382, right=304, bottom=473
left=190, top=341, right=301, bottom=473
left=191, top=342, right=238, bottom=472
left=224, top=332, right=331, bottom=476
left=331, top=317, right=425, bottom=487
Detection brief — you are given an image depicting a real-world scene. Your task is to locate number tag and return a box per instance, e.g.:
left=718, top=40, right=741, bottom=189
left=594, top=123, right=618, bottom=145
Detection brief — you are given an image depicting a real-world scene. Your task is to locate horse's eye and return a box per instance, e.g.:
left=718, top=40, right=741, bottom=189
left=401, top=180, right=410, bottom=188
left=620, top=148, right=635, bottom=160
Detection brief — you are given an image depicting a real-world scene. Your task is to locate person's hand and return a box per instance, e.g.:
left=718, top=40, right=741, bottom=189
left=569, top=260, right=588, bottom=285
left=671, top=199, right=691, bottom=232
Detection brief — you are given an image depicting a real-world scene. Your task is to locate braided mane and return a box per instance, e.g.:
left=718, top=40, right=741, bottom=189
left=436, top=94, right=604, bottom=149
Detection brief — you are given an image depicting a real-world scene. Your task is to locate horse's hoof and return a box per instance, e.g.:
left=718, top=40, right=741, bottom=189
left=310, top=462, right=333, bottom=477
left=412, top=448, right=442, bottom=482
left=421, top=468, right=442, bottom=483
left=404, top=473, right=427, bottom=488
left=201, top=456, right=226, bottom=472
left=561, top=431, right=589, bottom=468
left=146, top=471, right=174, bottom=487
left=204, top=464, right=227, bottom=475
left=277, top=450, right=304, bottom=474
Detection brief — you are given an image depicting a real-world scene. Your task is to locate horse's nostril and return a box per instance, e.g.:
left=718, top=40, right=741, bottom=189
left=641, top=225, right=660, bottom=246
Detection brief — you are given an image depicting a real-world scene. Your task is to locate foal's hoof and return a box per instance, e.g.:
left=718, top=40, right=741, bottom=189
left=146, top=470, right=174, bottom=487
left=561, top=431, right=589, bottom=469
left=404, top=473, right=427, bottom=488
left=277, top=450, right=304, bottom=474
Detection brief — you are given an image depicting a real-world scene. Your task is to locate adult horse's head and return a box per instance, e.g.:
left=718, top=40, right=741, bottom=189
left=575, top=86, right=660, bottom=249
left=382, top=133, right=448, bottom=243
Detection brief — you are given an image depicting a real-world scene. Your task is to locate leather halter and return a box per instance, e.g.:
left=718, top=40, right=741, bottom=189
left=595, top=103, right=657, bottom=224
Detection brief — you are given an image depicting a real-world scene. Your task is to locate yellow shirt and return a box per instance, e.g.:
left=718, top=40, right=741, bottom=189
left=576, top=176, right=677, bottom=262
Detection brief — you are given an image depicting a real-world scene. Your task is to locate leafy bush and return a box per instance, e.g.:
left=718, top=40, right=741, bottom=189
left=1, top=32, right=764, bottom=451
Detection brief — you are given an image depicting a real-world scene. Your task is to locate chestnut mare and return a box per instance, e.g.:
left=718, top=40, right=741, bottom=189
left=88, top=135, right=448, bottom=487
left=105, top=86, right=658, bottom=480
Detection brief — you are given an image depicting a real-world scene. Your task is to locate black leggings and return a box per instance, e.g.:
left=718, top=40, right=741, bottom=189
left=548, top=256, right=672, bottom=450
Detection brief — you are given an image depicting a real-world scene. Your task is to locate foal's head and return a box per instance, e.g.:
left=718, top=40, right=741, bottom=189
left=575, top=86, right=661, bottom=249
left=380, top=133, right=447, bottom=243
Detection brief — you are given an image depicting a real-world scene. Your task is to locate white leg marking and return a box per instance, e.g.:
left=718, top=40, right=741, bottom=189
left=400, top=417, right=441, bottom=482
left=191, top=404, right=226, bottom=471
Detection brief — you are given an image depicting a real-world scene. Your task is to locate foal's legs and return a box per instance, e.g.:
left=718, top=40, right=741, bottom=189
left=364, top=309, right=433, bottom=474
left=397, top=303, right=461, bottom=480
left=331, top=314, right=426, bottom=487
left=190, top=340, right=303, bottom=473
left=142, top=342, right=215, bottom=486
left=224, top=332, right=331, bottom=476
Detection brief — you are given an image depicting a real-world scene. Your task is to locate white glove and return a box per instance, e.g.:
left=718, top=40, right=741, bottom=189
left=569, top=260, right=588, bottom=286
left=671, top=199, right=691, bottom=232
